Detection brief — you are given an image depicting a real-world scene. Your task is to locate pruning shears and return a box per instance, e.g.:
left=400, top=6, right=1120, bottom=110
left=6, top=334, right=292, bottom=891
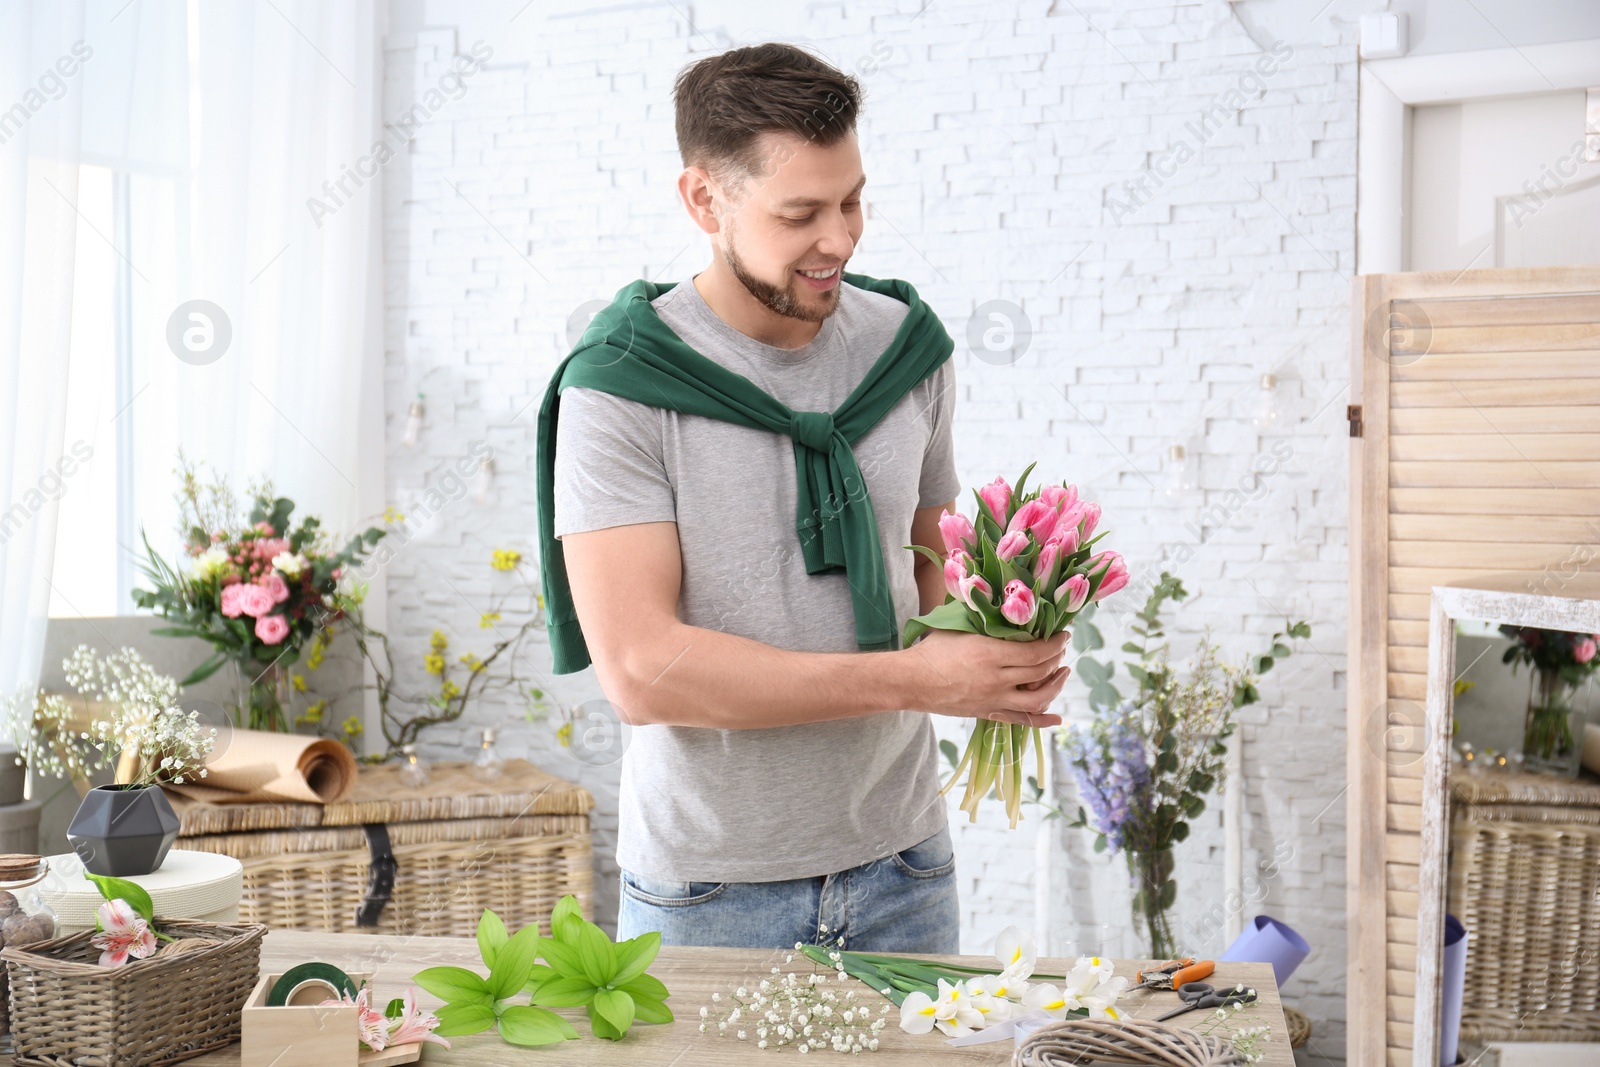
left=1130, top=957, right=1215, bottom=992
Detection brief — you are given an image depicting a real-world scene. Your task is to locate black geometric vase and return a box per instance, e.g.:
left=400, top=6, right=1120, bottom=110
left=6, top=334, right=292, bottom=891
left=65, top=784, right=181, bottom=877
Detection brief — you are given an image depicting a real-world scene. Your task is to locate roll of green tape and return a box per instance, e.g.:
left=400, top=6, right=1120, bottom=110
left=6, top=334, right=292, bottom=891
left=268, top=962, right=360, bottom=1007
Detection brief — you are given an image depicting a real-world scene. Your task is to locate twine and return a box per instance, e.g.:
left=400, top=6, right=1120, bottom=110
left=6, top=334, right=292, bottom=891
left=1013, top=1018, right=1246, bottom=1066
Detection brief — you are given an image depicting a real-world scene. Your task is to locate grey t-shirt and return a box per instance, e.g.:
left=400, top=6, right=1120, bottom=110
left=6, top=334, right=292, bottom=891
left=552, top=272, right=962, bottom=883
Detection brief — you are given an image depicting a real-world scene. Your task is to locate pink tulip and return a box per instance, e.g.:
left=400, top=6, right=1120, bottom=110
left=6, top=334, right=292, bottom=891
left=1000, top=579, right=1037, bottom=627
left=995, top=530, right=1029, bottom=562
left=1007, top=499, right=1059, bottom=543
left=220, top=582, right=247, bottom=618
left=1033, top=542, right=1060, bottom=583
left=91, top=899, right=157, bottom=968
left=255, top=614, right=290, bottom=645
left=1040, top=483, right=1079, bottom=514
left=1055, top=574, right=1091, bottom=613
left=957, top=572, right=993, bottom=611
left=938, top=510, right=976, bottom=555
left=1088, top=551, right=1130, bottom=600
left=235, top=583, right=276, bottom=618
left=261, top=573, right=290, bottom=604
left=1045, top=521, right=1080, bottom=556
left=1078, top=502, right=1102, bottom=540
left=943, top=551, right=972, bottom=600
left=1576, top=637, right=1598, bottom=664
left=978, top=477, right=1012, bottom=523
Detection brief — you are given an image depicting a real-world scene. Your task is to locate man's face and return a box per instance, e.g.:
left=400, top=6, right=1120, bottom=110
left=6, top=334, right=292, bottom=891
left=714, top=131, right=865, bottom=324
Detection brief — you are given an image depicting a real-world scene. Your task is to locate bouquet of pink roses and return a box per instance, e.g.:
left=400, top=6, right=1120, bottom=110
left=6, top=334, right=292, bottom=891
left=904, top=463, right=1128, bottom=828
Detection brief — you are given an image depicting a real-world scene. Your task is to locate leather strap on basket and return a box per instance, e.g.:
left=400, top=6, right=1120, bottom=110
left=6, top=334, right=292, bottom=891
left=356, top=823, right=398, bottom=927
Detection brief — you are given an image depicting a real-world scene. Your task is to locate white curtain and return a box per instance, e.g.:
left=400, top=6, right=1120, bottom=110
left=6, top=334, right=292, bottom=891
left=99, top=0, right=387, bottom=559
left=0, top=0, right=88, bottom=696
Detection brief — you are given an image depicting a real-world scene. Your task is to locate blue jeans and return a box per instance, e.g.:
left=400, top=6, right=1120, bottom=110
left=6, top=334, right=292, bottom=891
left=616, top=825, right=960, bottom=953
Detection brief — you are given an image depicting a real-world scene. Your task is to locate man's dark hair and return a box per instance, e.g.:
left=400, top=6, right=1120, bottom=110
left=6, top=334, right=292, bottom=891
left=673, top=43, right=862, bottom=194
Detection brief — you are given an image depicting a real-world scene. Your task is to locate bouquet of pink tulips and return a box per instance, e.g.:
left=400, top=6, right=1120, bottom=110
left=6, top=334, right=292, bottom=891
left=905, top=463, right=1128, bottom=828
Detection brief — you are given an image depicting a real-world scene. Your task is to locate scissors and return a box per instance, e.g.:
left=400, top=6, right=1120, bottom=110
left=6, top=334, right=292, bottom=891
left=1154, top=981, right=1258, bottom=1021
left=1130, top=958, right=1215, bottom=992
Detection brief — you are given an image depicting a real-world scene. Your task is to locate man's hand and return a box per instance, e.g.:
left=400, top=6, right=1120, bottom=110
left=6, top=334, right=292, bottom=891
left=900, top=628, right=1071, bottom=727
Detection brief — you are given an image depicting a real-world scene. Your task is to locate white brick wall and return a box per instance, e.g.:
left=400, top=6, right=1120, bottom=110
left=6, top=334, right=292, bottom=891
left=382, top=3, right=1355, bottom=1059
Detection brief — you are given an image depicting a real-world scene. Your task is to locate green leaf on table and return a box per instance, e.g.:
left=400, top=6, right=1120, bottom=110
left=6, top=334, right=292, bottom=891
left=618, top=973, right=670, bottom=1002
left=498, top=1004, right=578, bottom=1046
left=593, top=988, right=636, bottom=1036
left=433, top=1000, right=497, bottom=1036
left=83, top=874, right=155, bottom=924
left=413, top=966, right=492, bottom=1005
left=538, top=933, right=582, bottom=975
left=588, top=1001, right=625, bottom=1041
left=489, top=925, right=541, bottom=1000
left=550, top=893, right=583, bottom=944
left=612, top=931, right=660, bottom=987
left=630, top=993, right=674, bottom=1024
left=477, top=909, right=508, bottom=970
left=575, top=920, right=618, bottom=987
left=523, top=963, right=558, bottom=995
left=529, top=975, right=597, bottom=1008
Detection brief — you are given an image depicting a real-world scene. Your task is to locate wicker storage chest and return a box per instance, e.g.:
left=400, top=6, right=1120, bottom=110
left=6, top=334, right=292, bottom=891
left=163, top=759, right=593, bottom=938
left=1447, top=770, right=1600, bottom=1042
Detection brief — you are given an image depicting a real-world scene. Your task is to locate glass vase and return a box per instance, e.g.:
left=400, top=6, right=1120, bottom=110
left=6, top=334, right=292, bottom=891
left=1127, top=846, right=1178, bottom=960
left=232, top=658, right=292, bottom=733
left=1522, top=669, right=1584, bottom=778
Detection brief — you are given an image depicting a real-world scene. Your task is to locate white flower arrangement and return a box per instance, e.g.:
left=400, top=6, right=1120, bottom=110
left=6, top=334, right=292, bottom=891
left=3, top=646, right=216, bottom=789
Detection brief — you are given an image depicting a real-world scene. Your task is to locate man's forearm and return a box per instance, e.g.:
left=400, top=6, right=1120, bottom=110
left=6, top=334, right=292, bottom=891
left=613, top=620, right=922, bottom=730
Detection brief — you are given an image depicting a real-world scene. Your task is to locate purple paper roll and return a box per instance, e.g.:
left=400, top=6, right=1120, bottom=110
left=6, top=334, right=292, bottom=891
left=1219, top=914, right=1311, bottom=988
left=1439, top=914, right=1469, bottom=1067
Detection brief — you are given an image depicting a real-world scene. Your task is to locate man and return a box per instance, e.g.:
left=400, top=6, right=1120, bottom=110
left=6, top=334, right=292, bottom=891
left=544, top=43, right=1069, bottom=952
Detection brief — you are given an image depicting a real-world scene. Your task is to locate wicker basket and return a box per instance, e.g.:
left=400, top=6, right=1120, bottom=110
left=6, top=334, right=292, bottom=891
left=164, top=759, right=594, bottom=938
left=1447, top=770, right=1600, bottom=1042
left=0, top=919, right=265, bottom=1067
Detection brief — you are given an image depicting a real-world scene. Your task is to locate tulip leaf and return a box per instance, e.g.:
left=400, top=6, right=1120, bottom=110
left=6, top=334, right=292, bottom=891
left=905, top=543, right=947, bottom=570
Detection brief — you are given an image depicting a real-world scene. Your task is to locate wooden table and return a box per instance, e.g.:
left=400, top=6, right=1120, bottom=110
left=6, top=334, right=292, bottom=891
left=1, top=932, right=1294, bottom=1065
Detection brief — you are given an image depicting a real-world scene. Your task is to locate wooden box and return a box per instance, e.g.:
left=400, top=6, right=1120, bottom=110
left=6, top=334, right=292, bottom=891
left=241, top=971, right=420, bottom=1067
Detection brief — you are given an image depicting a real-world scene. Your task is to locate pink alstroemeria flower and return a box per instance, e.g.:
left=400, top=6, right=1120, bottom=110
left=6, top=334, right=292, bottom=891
left=91, top=898, right=158, bottom=968
left=938, top=510, right=976, bottom=556
left=995, top=531, right=1030, bottom=562
left=385, top=987, right=452, bottom=1049
left=1054, top=574, right=1091, bottom=613
left=319, top=986, right=391, bottom=1050
left=1000, top=580, right=1037, bottom=627
left=978, top=477, right=1012, bottom=523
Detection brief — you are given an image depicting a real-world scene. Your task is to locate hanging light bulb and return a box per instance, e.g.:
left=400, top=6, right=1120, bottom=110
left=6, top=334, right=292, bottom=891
left=403, top=394, right=426, bottom=447
left=473, top=727, right=504, bottom=778
left=1164, top=443, right=1196, bottom=500
left=473, top=455, right=495, bottom=504
left=1252, top=373, right=1280, bottom=431
left=398, top=743, right=431, bottom=787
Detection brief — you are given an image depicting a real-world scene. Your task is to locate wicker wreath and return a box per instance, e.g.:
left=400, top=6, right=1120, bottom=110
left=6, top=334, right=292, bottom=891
left=1013, top=1017, right=1247, bottom=1066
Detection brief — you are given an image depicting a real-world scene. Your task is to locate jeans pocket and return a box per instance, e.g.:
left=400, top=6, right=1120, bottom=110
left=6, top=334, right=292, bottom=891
left=890, top=825, right=956, bottom=879
left=620, top=869, right=728, bottom=908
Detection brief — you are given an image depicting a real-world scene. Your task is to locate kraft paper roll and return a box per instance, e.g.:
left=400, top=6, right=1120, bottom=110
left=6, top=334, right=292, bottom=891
left=1582, top=723, right=1600, bottom=776
left=1439, top=914, right=1469, bottom=1067
left=1219, top=914, right=1311, bottom=987
left=163, top=729, right=358, bottom=805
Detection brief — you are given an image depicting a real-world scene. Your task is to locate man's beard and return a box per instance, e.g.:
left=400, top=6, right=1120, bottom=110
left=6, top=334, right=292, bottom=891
left=724, top=232, right=839, bottom=325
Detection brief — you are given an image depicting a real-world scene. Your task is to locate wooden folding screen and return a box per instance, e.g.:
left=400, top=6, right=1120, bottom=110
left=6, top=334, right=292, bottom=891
left=1347, top=266, right=1600, bottom=1067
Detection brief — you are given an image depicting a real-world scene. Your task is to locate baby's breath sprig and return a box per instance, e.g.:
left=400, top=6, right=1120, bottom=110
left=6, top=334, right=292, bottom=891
left=1191, top=993, right=1270, bottom=1065
left=699, top=926, right=889, bottom=1054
